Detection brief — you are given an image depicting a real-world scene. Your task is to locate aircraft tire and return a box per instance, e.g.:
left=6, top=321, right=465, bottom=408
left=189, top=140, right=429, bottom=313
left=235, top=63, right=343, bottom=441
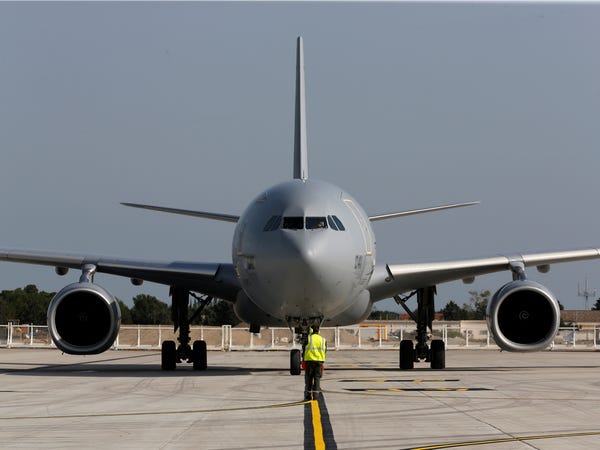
left=399, top=340, right=414, bottom=370
left=192, top=340, right=208, bottom=370
left=161, top=340, right=177, bottom=370
left=430, top=339, right=445, bottom=369
left=290, top=349, right=302, bottom=375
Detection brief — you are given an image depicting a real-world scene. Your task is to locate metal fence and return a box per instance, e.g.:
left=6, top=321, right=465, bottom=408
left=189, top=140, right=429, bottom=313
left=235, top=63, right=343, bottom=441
left=2, top=322, right=599, bottom=351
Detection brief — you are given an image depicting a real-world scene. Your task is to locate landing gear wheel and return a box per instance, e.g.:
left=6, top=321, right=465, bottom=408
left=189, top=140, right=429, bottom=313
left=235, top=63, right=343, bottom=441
left=161, top=340, right=177, bottom=370
left=192, top=340, right=207, bottom=371
left=430, top=339, right=445, bottom=369
left=399, top=339, right=414, bottom=370
left=290, top=349, right=302, bottom=375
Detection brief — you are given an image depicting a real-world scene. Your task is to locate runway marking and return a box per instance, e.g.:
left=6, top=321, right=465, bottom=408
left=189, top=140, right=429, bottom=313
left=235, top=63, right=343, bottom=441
left=338, top=379, right=460, bottom=383
left=403, top=430, right=600, bottom=449
left=0, top=400, right=308, bottom=421
left=304, top=395, right=337, bottom=450
left=324, top=387, right=600, bottom=402
left=344, top=387, right=491, bottom=392
left=311, top=400, right=325, bottom=450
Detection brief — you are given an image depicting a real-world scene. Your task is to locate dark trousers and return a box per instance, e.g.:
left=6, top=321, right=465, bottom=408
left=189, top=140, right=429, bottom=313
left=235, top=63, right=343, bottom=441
left=305, top=361, right=323, bottom=394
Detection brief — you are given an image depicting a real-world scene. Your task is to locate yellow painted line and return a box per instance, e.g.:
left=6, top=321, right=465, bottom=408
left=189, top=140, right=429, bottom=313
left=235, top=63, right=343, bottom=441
left=408, top=430, right=600, bottom=450
left=311, top=399, right=326, bottom=450
left=335, top=378, right=460, bottom=383
left=344, top=387, right=490, bottom=393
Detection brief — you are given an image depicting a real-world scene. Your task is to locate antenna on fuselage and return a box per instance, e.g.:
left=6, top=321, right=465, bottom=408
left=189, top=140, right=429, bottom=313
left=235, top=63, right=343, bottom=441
left=293, top=36, right=308, bottom=181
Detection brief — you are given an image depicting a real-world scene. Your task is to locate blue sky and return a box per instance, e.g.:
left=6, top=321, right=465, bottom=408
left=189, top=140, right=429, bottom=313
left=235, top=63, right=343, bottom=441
left=1, top=2, right=599, bottom=310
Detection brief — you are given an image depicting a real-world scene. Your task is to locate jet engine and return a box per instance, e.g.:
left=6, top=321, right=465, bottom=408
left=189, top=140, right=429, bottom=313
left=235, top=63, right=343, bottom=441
left=47, top=282, right=121, bottom=355
left=487, top=280, right=560, bottom=352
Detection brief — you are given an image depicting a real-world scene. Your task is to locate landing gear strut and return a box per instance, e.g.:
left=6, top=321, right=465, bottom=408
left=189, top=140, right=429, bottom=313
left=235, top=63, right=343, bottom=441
left=395, top=286, right=446, bottom=370
left=161, top=287, right=212, bottom=371
left=287, top=317, right=321, bottom=375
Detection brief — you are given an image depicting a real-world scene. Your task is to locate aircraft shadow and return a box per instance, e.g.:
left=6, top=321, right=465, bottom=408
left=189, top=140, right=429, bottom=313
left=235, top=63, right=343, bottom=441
left=0, top=353, right=290, bottom=377
left=4, top=353, right=600, bottom=377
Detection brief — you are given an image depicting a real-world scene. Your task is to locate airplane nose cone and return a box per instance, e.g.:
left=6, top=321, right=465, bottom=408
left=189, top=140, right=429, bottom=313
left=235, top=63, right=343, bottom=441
left=281, top=233, right=325, bottom=283
left=261, top=232, right=339, bottom=314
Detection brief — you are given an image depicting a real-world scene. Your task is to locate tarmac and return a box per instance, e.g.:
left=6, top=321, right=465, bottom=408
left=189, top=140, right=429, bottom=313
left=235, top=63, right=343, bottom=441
left=2, top=348, right=600, bottom=449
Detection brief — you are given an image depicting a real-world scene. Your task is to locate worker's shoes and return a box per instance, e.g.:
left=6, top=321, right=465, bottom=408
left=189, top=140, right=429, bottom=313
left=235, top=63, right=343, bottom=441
left=304, top=390, right=320, bottom=400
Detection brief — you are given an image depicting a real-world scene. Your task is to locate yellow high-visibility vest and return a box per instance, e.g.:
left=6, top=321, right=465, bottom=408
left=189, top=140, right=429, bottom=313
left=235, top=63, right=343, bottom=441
left=304, top=333, right=326, bottom=362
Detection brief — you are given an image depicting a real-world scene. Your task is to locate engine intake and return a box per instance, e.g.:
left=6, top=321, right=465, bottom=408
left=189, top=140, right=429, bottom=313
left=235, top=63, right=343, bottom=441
left=487, top=280, right=560, bottom=352
left=47, top=282, right=121, bottom=354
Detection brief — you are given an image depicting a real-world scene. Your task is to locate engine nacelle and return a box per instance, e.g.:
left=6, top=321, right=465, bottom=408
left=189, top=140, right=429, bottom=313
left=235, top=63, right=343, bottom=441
left=487, top=280, right=560, bottom=352
left=47, top=282, right=121, bottom=355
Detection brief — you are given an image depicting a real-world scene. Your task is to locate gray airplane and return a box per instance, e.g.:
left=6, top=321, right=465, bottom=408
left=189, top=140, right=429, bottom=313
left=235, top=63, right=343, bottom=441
left=2, top=37, right=599, bottom=372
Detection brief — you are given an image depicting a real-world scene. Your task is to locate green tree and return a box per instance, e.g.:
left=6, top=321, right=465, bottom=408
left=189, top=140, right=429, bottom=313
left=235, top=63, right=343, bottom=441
left=592, top=299, right=600, bottom=311
left=131, top=294, right=171, bottom=324
left=468, top=290, right=490, bottom=320
left=439, top=300, right=467, bottom=320
left=118, top=300, right=133, bottom=324
left=199, top=300, right=240, bottom=326
left=0, top=290, right=17, bottom=323
left=0, top=285, right=54, bottom=324
left=368, top=310, right=400, bottom=320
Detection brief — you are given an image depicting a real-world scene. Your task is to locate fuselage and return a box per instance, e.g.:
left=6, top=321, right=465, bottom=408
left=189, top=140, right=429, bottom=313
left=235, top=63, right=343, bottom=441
left=232, top=179, right=376, bottom=325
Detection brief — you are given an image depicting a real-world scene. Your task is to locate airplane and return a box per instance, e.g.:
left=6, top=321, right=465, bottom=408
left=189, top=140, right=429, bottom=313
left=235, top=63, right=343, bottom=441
left=2, top=36, right=600, bottom=372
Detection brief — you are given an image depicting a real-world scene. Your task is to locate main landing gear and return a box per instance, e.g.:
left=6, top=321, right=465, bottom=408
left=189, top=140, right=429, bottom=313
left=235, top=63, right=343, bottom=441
left=161, top=287, right=212, bottom=371
left=395, top=286, right=446, bottom=370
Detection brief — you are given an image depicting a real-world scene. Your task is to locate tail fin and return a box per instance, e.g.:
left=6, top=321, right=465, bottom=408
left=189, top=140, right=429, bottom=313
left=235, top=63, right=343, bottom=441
left=293, top=36, right=308, bottom=180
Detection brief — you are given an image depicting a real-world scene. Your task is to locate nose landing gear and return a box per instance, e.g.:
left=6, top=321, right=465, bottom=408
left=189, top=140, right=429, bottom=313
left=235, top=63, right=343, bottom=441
left=290, top=348, right=302, bottom=375
left=287, top=316, right=322, bottom=375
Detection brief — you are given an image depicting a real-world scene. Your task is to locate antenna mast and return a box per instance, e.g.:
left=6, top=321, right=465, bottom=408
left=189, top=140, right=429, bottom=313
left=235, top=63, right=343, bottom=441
left=578, top=277, right=597, bottom=310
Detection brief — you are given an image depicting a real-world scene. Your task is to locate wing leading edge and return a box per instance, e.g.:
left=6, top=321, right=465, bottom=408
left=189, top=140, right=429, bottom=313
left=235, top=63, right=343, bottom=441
left=0, top=249, right=240, bottom=301
left=368, top=201, right=479, bottom=222
left=368, top=248, right=600, bottom=301
left=121, top=203, right=239, bottom=223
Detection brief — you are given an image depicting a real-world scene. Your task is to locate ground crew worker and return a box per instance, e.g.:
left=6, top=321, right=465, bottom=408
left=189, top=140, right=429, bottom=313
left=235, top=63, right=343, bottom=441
left=303, top=325, right=327, bottom=400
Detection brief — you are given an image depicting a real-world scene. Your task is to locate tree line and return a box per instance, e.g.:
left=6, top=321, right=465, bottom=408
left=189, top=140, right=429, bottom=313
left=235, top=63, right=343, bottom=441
left=0, top=285, right=239, bottom=326
left=370, top=289, right=568, bottom=321
left=368, top=290, right=492, bottom=321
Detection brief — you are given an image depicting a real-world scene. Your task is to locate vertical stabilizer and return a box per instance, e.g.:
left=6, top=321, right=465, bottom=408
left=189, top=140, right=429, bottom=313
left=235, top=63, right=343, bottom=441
left=293, top=36, right=308, bottom=180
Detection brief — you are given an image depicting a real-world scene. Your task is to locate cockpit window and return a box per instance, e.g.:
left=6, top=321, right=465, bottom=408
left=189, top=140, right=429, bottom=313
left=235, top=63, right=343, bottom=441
left=306, top=217, right=328, bottom=230
left=282, top=216, right=304, bottom=230
left=263, top=215, right=282, bottom=232
left=332, top=215, right=345, bottom=231
left=276, top=215, right=345, bottom=231
left=327, top=216, right=338, bottom=230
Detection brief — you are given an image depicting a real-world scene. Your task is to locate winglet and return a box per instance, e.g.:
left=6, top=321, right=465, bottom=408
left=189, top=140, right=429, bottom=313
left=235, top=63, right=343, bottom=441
left=293, top=36, right=308, bottom=180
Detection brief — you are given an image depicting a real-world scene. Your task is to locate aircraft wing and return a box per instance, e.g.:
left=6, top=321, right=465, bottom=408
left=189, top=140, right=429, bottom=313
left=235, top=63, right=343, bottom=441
left=368, top=201, right=479, bottom=221
left=368, top=248, right=600, bottom=301
left=0, top=249, right=240, bottom=301
left=121, top=203, right=239, bottom=223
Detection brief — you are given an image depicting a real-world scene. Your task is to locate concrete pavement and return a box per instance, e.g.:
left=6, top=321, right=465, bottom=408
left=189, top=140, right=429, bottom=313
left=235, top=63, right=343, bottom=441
left=1, top=348, right=600, bottom=449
